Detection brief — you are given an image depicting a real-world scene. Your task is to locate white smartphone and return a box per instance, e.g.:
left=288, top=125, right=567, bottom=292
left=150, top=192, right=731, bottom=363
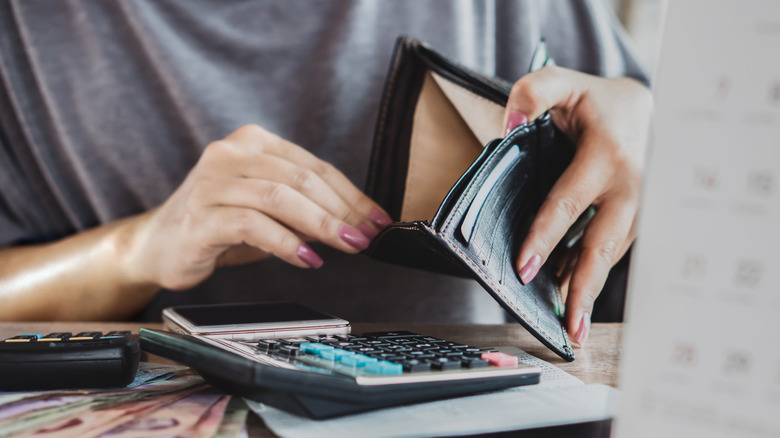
left=162, top=301, right=350, bottom=341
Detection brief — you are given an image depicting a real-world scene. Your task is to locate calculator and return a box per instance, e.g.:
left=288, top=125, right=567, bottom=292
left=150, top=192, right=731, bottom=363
left=139, top=328, right=540, bottom=418
left=0, top=331, right=140, bottom=391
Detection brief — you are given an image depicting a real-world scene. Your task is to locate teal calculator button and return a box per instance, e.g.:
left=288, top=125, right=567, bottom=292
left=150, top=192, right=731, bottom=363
left=339, top=353, right=360, bottom=367
left=334, top=350, right=356, bottom=361
left=318, top=348, right=337, bottom=360
left=366, top=361, right=403, bottom=375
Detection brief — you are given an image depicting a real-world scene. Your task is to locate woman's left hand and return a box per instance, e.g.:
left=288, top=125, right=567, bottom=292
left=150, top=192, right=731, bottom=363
left=504, top=66, right=653, bottom=346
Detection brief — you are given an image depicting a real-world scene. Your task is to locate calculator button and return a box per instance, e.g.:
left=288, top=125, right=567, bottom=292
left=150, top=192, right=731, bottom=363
left=300, top=343, right=334, bottom=356
left=104, top=331, right=131, bottom=337
left=278, top=338, right=308, bottom=346
left=481, top=352, right=519, bottom=367
left=406, top=351, right=436, bottom=360
left=42, top=332, right=72, bottom=340
left=462, top=348, right=490, bottom=356
left=278, top=345, right=301, bottom=358
left=411, top=343, right=439, bottom=350
left=431, top=357, right=463, bottom=371
left=318, top=348, right=338, bottom=360
left=70, top=332, right=102, bottom=340
left=335, top=335, right=367, bottom=342
left=463, top=358, right=490, bottom=369
left=437, top=351, right=465, bottom=358
left=364, top=360, right=403, bottom=376
left=400, top=359, right=431, bottom=373
left=256, top=339, right=281, bottom=352
left=333, top=349, right=356, bottom=361
left=340, top=353, right=376, bottom=367
left=361, top=331, right=421, bottom=340
left=4, top=334, right=41, bottom=342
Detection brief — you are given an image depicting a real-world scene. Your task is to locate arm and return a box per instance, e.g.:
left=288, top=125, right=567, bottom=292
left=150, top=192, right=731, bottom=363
left=0, top=213, right=159, bottom=321
left=504, top=66, right=653, bottom=346
left=0, top=124, right=391, bottom=321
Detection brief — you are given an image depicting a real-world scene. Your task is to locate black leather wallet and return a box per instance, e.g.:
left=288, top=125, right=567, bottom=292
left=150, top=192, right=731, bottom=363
left=365, top=38, right=576, bottom=361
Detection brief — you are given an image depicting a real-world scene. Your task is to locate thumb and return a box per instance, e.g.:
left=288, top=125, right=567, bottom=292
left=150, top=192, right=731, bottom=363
left=503, top=66, right=581, bottom=135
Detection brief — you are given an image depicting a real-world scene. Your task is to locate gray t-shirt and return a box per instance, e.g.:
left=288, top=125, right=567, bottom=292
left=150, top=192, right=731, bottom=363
left=0, top=0, right=647, bottom=322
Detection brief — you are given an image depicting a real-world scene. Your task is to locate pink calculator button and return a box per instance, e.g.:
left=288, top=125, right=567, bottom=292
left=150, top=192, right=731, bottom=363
left=481, top=352, right=519, bottom=367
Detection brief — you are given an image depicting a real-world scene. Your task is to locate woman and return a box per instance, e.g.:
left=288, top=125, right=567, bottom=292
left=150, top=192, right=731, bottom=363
left=0, top=0, right=651, bottom=346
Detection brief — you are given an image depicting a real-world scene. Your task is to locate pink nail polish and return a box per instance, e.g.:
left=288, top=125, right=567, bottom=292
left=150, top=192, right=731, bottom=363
left=369, top=209, right=393, bottom=229
left=358, top=222, right=378, bottom=239
left=504, top=111, right=529, bottom=136
left=575, top=312, right=591, bottom=346
left=518, top=254, right=542, bottom=285
left=339, top=225, right=370, bottom=251
left=297, top=243, right=323, bottom=269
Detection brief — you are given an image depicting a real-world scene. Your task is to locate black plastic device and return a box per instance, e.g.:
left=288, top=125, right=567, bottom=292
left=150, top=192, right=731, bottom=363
left=0, top=331, right=140, bottom=391
left=139, top=327, right=540, bottom=419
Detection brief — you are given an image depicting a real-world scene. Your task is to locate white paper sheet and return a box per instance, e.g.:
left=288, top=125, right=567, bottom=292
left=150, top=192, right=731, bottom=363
left=615, top=1, right=780, bottom=437
left=246, top=349, right=618, bottom=438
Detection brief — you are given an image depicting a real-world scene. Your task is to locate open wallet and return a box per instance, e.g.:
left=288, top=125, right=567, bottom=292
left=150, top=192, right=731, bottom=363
left=364, top=37, right=577, bottom=361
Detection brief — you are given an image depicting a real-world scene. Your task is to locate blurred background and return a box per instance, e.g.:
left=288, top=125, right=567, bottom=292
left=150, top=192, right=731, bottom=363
left=608, top=0, right=665, bottom=77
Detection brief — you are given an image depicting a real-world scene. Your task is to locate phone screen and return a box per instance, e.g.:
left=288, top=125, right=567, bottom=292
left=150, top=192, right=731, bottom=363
left=171, top=302, right=338, bottom=327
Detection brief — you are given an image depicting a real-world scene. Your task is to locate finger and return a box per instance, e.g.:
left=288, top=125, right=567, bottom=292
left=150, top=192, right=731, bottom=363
left=564, top=195, right=636, bottom=346
left=227, top=125, right=393, bottom=230
left=232, top=154, right=372, bottom=233
left=208, top=178, right=371, bottom=254
left=516, top=132, right=612, bottom=285
left=202, top=206, right=321, bottom=270
left=503, top=66, right=586, bottom=134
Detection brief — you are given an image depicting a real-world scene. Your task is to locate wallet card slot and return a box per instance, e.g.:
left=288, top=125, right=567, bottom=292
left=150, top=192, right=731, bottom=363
left=431, top=138, right=502, bottom=231
left=459, top=145, right=522, bottom=243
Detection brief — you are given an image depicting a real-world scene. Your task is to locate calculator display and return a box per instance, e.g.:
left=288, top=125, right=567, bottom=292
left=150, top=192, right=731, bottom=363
left=170, top=302, right=341, bottom=327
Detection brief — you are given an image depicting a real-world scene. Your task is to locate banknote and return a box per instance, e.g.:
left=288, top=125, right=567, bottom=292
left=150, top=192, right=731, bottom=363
left=178, top=393, right=231, bottom=438
left=0, top=398, right=97, bottom=437
left=14, top=389, right=199, bottom=438
left=125, top=363, right=189, bottom=388
left=0, top=368, right=205, bottom=437
left=213, top=397, right=250, bottom=438
left=93, top=388, right=225, bottom=438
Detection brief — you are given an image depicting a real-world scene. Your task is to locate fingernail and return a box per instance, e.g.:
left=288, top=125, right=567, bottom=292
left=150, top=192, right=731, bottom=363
left=518, top=254, right=542, bottom=285
left=358, top=222, right=378, bottom=240
left=339, top=225, right=370, bottom=251
left=297, top=243, right=323, bottom=269
left=369, top=209, right=393, bottom=229
left=504, top=111, right=529, bottom=136
left=575, top=312, right=591, bottom=346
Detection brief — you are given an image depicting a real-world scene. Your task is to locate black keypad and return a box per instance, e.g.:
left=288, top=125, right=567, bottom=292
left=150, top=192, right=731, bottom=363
left=254, top=331, right=518, bottom=377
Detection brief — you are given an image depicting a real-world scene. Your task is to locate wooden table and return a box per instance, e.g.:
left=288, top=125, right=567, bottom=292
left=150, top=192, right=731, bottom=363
left=0, top=322, right=623, bottom=436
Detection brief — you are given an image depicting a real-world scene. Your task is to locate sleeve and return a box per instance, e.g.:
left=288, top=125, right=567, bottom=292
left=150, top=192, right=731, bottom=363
left=543, top=0, right=651, bottom=87
left=0, top=131, right=32, bottom=248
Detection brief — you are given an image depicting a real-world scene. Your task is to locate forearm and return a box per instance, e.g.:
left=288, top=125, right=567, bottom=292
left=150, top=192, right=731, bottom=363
left=0, top=212, right=159, bottom=321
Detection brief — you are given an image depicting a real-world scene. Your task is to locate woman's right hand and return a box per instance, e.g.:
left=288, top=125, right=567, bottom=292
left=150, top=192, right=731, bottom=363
left=124, top=124, right=392, bottom=291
